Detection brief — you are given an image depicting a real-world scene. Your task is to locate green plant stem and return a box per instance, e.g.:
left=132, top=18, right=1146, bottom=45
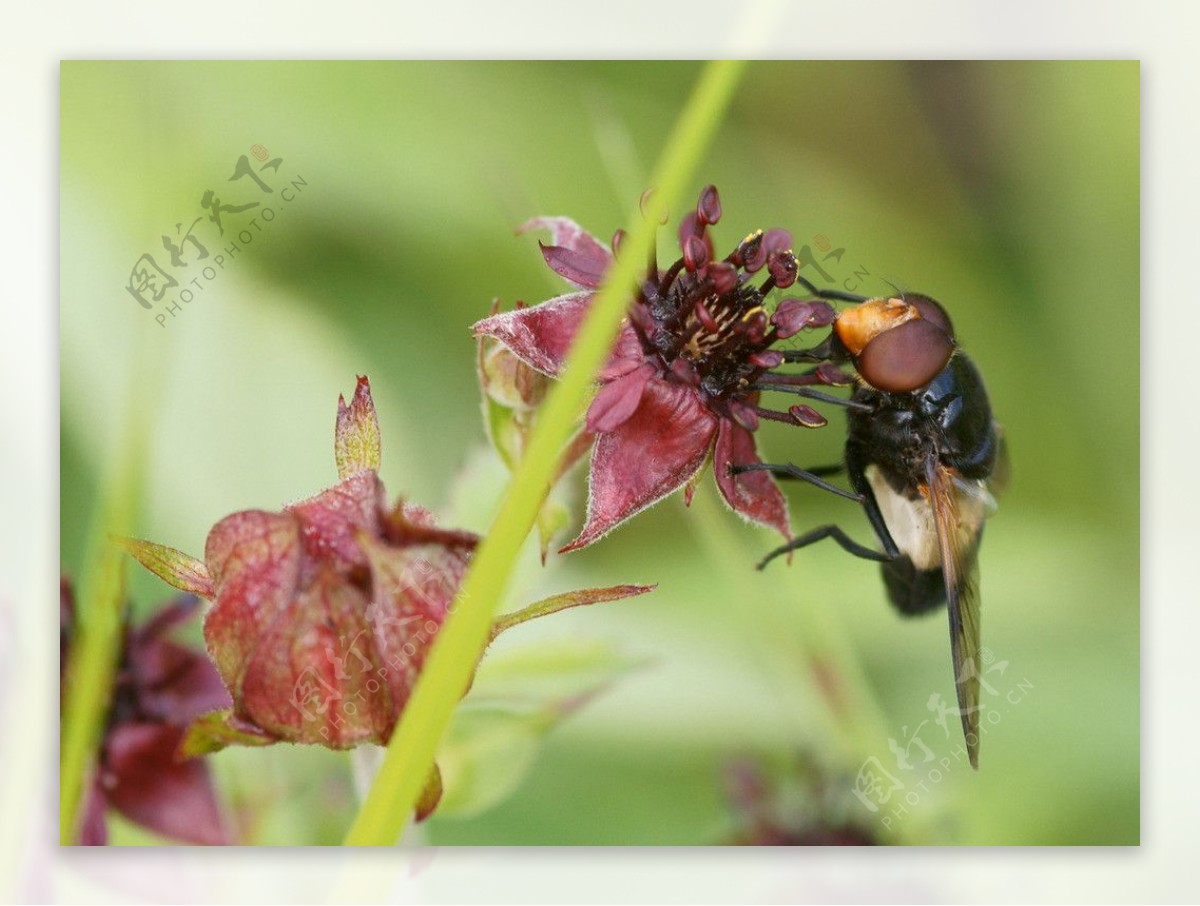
left=342, top=60, right=748, bottom=846
left=59, top=328, right=164, bottom=844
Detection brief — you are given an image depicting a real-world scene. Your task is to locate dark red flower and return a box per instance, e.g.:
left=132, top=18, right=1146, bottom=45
left=473, top=186, right=840, bottom=552
left=122, top=379, right=478, bottom=750
left=722, top=756, right=877, bottom=846
left=60, top=580, right=232, bottom=845
left=123, top=377, right=652, bottom=764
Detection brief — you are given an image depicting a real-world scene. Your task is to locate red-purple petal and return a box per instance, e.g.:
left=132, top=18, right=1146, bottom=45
left=203, top=510, right=302, bottom=697
left=518, top=217, right=613, bottom=289
left=472, top=291, right=594, bottom=377
left=359, top=532, right=466, bottom=717
left=238, top=566, right=391, bottom=747
left=132, top=594, right=200, bottom=639
left=586, top=364, right=655, bottom=434
left=130, top=634, right=232, bottom=723
left=601, top=324, right=646, bottom=379
left=103, top=722, right=230, bottom=845
left=287, top=470, right=386, bottom=572
left=713, top=419, right=790, bottom=539
left=538, top=242, right=608, bottom=289
left=561, top=378, right=718, bottom=552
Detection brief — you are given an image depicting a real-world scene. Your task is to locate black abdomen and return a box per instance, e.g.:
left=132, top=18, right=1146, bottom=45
left=881, top=557, right=947, bottom=615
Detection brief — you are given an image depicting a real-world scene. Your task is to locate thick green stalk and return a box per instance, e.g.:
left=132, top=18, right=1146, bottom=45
left=343, top=60, right=748, bottom=846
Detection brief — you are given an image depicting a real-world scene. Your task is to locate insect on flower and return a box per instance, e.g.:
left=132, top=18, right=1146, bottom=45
left=741, top=282, right=1007, bottom=768
left=473, top=186, right=843, bottom=551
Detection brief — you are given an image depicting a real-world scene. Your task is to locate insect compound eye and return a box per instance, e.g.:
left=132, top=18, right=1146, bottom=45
left=906, top=294, right=955, bottom=341
left=832, top=297, right=919, bottom=357
left=856, top=317, right=955, bottom=392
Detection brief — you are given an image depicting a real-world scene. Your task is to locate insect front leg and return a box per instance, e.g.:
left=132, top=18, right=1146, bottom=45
left=756, top=524, right=892, bottom=570
left=793, top=275, right=868, bottom=304
left=729, top=462, right=857, bottom=501
left=750, top=443, right=902, bottom=571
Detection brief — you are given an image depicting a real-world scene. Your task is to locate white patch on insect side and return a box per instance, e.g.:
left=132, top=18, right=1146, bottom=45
left=867, top=466, right=941, bottom=570
left=866, top=466, right=993, bottom=571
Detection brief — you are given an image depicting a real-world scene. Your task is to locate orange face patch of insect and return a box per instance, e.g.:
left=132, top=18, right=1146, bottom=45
left=833, top=297, right=920, bottom=357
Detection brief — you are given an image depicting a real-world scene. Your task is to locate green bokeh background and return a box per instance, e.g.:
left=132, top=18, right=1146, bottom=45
left=60, top=61, right=1138, bottom=845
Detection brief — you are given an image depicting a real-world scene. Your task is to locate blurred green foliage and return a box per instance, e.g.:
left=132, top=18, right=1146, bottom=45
left=61, top=61, right=1138, bottom=845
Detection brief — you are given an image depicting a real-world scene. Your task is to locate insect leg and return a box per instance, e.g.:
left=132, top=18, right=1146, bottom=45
left=779, top=336, right=835, bottom=363
left=843, top=441, right=902, bottom=559
left=754, top=444, right=902, bottom=571
left=730, top=462, right=858, bottom=502
left=777, top=462, right=843, bottom=478
left=750, top=383, right=873, bottom=412
left=794, top=275, right=868, bottom=303
left=757, top=525, right=892, bottom=570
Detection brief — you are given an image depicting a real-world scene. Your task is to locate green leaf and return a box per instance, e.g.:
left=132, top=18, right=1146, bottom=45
left=116, top=537, right=213, bottom=598
left=483, top=395, right=522, bottom=472
left=335, top=375, right=381, bottom=480
left=490, top=583, right=655, bottom=640
left=471, top=638, right=649, bottom=708
left=434, top=640, right=646, bottom=818
left=414, top=763, right=444, bottom=823
left=535, top=499, right=570, bottom=565
left=434, top=705, right=547, bottom=818
left=180, top=709, right=277, bottom=757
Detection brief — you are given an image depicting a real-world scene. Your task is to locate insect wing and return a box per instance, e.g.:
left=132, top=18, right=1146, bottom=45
left=988, top=421, right=1011, bottom=501
left=926, top=456, right=984, bottom=769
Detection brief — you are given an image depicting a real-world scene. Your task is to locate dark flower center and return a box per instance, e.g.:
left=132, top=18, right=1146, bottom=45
left=615, top=186, right=843, bottom=434
left=631, top=229, right=790, bottom=399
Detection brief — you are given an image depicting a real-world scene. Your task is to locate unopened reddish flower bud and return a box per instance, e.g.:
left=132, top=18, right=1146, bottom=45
left=480, top=339, right=549, bottom=411
left=771, top=299, right=836, bottom=339
left=677, top=211, right=716, bottom=263
left=762, top=228, right=792, bottom=254
left=767, top=250, right=798, bottom=289
left=816, top=361, right=854, bottom=385
left=697, top=184, right=722, bottom=226
left=708, top=261, right=739, bottom=295
left=125, top=380, right=461, bottom=750
left=749, top=350, right=784, bottom=369
left=124, top=377, right=650, bottom=773
left=611, top=228, right=627, bottom=258
left=683, top=234, right=710, bottom=272
left=639, top=187, right=668, bottom=224
left=789, top=404, right=827, bottom=428
left=730, top=231, right=764, bottom=270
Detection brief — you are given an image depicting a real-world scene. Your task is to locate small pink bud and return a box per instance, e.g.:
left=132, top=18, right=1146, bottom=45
left=697, top=185, right=722, bottom=225
left=683, top=235, right=710, bottom=272
left=789, top=405, right=827, bottom=428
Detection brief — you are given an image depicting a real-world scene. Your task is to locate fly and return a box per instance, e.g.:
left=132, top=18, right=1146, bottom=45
left=736, top=280, right=1008, bottom=768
